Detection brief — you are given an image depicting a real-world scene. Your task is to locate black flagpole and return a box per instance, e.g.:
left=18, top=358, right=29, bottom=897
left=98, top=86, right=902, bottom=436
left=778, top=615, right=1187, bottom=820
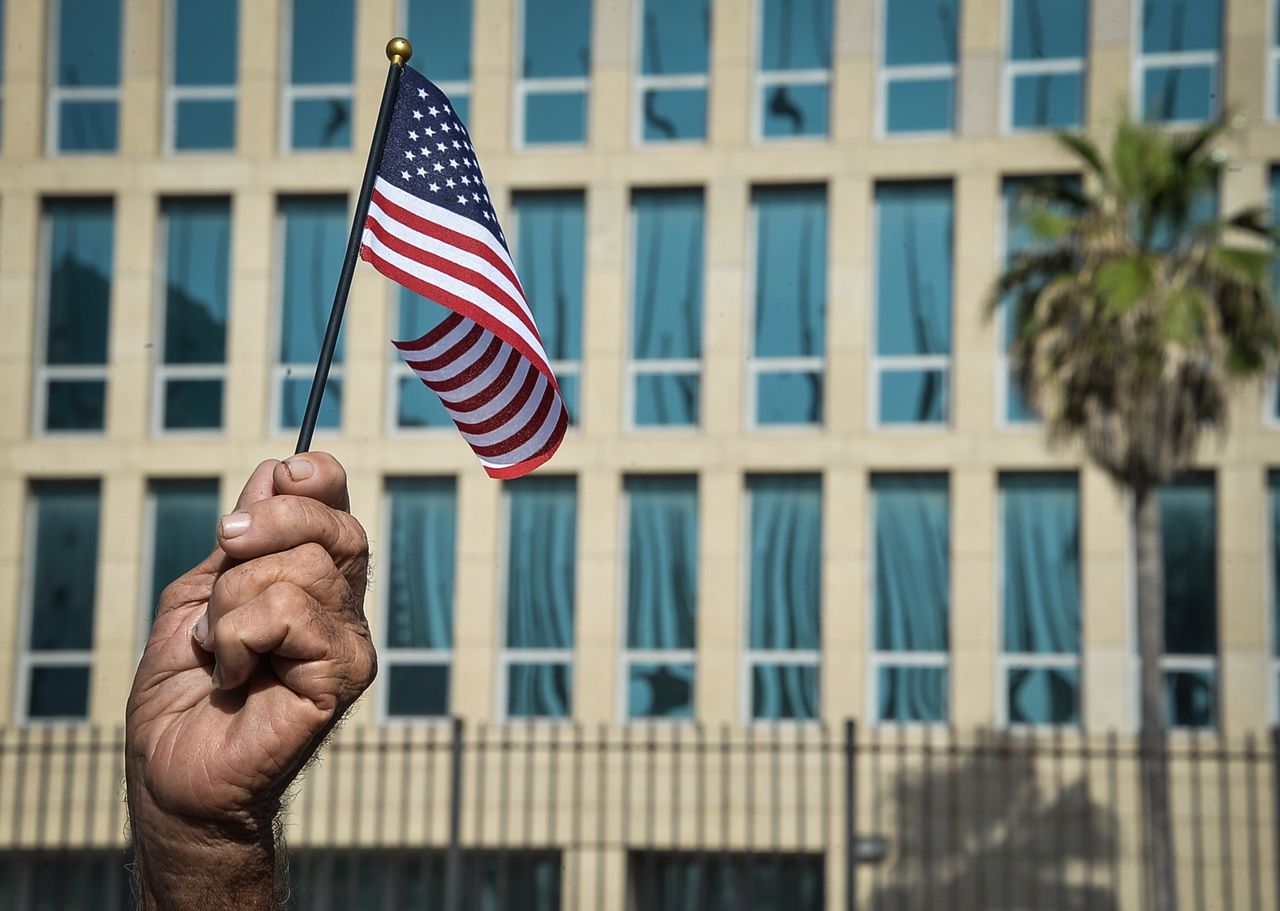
left=294, top=37, right=413, bottom=455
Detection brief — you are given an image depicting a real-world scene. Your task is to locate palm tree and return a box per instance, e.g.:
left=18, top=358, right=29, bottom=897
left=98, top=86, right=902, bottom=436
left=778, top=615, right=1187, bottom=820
left=990, top=115, right=1280, bottom=911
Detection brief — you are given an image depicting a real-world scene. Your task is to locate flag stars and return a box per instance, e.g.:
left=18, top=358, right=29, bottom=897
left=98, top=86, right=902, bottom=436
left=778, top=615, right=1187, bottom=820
left=440, top=122, right=452, bottom=133
left=457, top=194, right=468, bottom=205
left=449, top=159, right=459, bottom=168
left=417, top=167, right=427, bottom=177
left=445, top=177, right=456, bottom=188
left=412, top=110, right=423, bottom=120
left=408, top=130, right=418, bottom=141
left=482, top=211, right=491, bottom=220
left=472, top=192, right=481, bottom=202
left=400, top=169, right=412, bottom=181
left=423, top=126, right=436, bottom=138
left=452, top=140, right=461, bottom=149
left=437, top=142, right=448, bottom=152
left=427, top=106, right=439, bottom=116
left=428, top=182, right=440, bottom=192
left=433, top=162, right=445, bottom=172
left=420, top=147, right=431, bottom=157
left=404, top=150, right=415, bottom=160
left=443, top=104, right=452, bottom=114
left=461, top=174, right=471, bottom=185
left=418, top=88, right=428, bottom=99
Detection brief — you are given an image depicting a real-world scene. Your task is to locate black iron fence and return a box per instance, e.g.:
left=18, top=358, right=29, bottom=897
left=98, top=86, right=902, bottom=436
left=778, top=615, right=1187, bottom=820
left=0, top=722, right=1274, bottom=910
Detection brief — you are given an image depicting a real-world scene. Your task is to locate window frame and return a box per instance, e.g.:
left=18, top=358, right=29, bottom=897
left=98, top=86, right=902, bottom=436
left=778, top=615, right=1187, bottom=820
left=631, top=0, right=711, bottom=146
left=874, top=0, right=959, bottom=139
left=279, top=0, right=356, bottom=153
left=999, top=0, right=1087, bottom=134
left=163, top=0, right=238, bottom=154
left=44, top=0, right=123, bottom=155
left=512, top=0, right=592, bottom=148
left=751, top=0, right=833, bottom=143
left=1130, top=0, right=1222, bottom=126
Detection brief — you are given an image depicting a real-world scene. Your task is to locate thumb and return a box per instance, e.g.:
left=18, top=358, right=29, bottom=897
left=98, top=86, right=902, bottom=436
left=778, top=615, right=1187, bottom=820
left=234, top=460, right=283, bottom=511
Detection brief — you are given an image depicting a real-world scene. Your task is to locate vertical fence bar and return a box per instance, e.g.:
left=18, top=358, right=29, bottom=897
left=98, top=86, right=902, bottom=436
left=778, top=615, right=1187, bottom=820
left=1243, top=733, right=1261, bottom=911
left=1217, top=732, right=1234, bottom=911
left=1271, top=728, right=1279, bottom=911
left=443, top=716, right=465, bottom=911
left=1190, top=731, right=1205, bottom=911
left=844, top=719, right=857, bottom=911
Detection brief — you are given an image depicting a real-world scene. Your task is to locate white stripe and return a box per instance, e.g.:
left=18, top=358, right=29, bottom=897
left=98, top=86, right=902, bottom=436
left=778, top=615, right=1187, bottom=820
left=479, top=395, right=564, bottom=468
left=407, top=328, right=494, bottom=383
left=441, top=352, right=533, bottom=418
left=393, top=314, right=472, bottom=359
left=457, top=374, right=550, bottom=448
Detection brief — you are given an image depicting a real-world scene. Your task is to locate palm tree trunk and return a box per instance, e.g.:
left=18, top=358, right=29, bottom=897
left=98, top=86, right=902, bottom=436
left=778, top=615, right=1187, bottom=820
left=1135, top=485, right=1177, bottom=910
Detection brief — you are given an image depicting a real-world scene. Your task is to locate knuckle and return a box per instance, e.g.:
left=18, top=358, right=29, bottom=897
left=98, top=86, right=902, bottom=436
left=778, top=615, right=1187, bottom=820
left=294, top=541, right=335, bottom=575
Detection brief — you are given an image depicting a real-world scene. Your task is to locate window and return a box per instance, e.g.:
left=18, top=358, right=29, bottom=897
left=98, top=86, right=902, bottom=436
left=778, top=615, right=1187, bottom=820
left=503, top=477, right=576, bottom=719
left=0, top=851, right=131, bottom=909
left=623, top=476, right=697, bottom=720
left=1004, top=0, right=1086, bottom=131
left=746, top=476, right=822, bottom=721
left=756, top=0, right=832, bottom=139
left=750, top=186, right=826, bottom=427
left=37, top=199, right=113, bottom=434
left=20, top=482, right=100, bottom=722
left=1270, top=169, right=1280, bottom=425
left=879, top=0, right=958, bottom=135
left=157, top=198, right=231, bottom=433
left=284, top=0, right=355, bottom=150
left=628, top=851, right=824, bottom=911
left=870, top=474, right=949, bottom=724
left=0, top=0, right=7, bottom=145
left=1136, top=0, right=1221, bottom=124
left=48, top=0, right=121, bottom=153
left=145, top=480, right=218, bottom=636
left=382, top=479, right=456, bottom=719
left=275, top=197, right=347, bottom=432
left=629, top=189, right=704, bottom=428
left=405, top=0, right=472, bottom=124
left=391, top=290, right=454, bottom=431
left=518, top=0, right=592, bottom=145
left=873, top=182, right=952, bottom=426
left=1000, top=474, right=1081, bottom=726
left=1271, top=472, right=1279, bottom=721
left=636, top=0, right=711, bottom=142
left=166, top=0, right=237, bottom=151
left=1272, top=0, right=1280, bottom=121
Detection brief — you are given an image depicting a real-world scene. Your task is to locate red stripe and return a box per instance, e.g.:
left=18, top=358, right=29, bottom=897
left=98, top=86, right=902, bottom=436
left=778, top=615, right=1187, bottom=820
left=422, top=334, right=505, bottom=393
left=403, top=322, right=485, bottom=373
left=469, top=382, right=558, bottom=459
left=452, top=364, right=543, bottom=436
left=393, top=311, right=466, bottom=353
left=439, top=347, right=522, bottom=414
left=480, top=407, right=569, bottom=479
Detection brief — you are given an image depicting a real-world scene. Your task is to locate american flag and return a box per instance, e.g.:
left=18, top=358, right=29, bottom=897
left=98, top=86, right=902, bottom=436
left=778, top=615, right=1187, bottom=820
left=359, top=65, right=567, bottom=479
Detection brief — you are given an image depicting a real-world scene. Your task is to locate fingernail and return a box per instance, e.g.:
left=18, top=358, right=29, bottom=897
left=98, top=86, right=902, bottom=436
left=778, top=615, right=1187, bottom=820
left=211, top=665, right=222, bottom=689
left=193, top=614, right=209, bottom=646
left=219, top=511, right=251, bottom=538
left=284, top=457, right=314, bottom=481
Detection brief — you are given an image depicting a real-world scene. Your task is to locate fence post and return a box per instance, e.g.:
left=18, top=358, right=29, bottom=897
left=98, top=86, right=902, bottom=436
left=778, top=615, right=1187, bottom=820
left=444, top=716, right=465, bottom=911
left=845, top=718, right=858, bottom=911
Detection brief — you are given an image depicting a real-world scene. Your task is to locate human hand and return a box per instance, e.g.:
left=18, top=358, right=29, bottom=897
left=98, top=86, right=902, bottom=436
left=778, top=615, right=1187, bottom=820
left=125, top=453, right=376, bottom=910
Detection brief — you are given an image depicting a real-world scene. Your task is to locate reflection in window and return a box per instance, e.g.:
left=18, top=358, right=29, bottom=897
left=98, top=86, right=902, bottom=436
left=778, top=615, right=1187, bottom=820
left=23, top=482, right=100, bottom=721
left=1005, top=0, right=1086, bottom=130
left=747, top=475, right=821, bottom=721
left=1000, top=474, right=1081, bottom=726
left=871, top=474, right=949, bottom=723
left=1137, top=0, right=1220, bottom=123
left=285, top=0, right=355, bottom=150
left=406, top=0, right=473, bottom=124
left=880, top=0, right=957, bottom=134
left=630, top=189, right=704, bottom=427
left=519, top=0, right=591, bottom=144
left=158, top=199, right=231, bottom=432
left=504, top=477, right=576, bottom=719
left=1271, top=472, right=1279, bottom=722
left=756, top=0, right=832, bottom=139
left=628, top=851, right=824, bottom=911
left=146, top=480, right=218, bottom=634
left=637, top=0, right=711, bottom=142
left=1272, top=170, right=1280, bottom=423
left=874, top=182, right=952, bottom=426
left=383, top=479, right=456, bottom=718
left=276, top=197, right=347, bottom=432
left=624, top=476, right=697, bottom=720
left=49, top=0, right=121, bottom=152
left=751, top=186, right=826, bottom=426
left=39, top=199, right=114, bottom=433
left=168, top=0, right=238, bottom=151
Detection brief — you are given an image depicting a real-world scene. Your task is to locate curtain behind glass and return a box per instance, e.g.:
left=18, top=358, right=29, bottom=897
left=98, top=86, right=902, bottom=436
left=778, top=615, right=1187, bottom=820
left=387, top=479, right=457, bottom=650
left=164, top=199, right=230, bottom=365
left=30, top=482, right=100, bottom=652
left=632, top=190, right=704, bottom=361
left=748, top=475, right=822, bottom=650
left=754, top=187, right=826, bottom=359
left=1002, top=473, right=1080, bottom=654
left=875, top=182, right=953, bottom=359
left=873, top=475, right=949, bottom=652
left=626, top=476, right=697, bottom=649
left=149, top=480, right=219, bottom=621
left=505, top=477, right=576, bottom=649
left=46, top=200, right=113, bottom=366
left=515, top=191, right=585, bottom=363
left=1160, top=475, right=1216, bottom=655
left=883, top=0, right=958, bottom=66
left=1272, top=472, right=1279, bottom=659
left=280, top=197, right=347, bottom=363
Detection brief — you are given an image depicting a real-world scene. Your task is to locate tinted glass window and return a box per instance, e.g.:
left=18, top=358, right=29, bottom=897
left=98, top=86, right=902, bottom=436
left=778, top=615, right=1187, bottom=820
left=760, top=0, right=831, bottom=71
left=754, top=187, right=826, bottom=359
left=1002, top=475, right=1081, bottom=652
left=748, top=475, right=822, bottom=651
left=1141, top=0, right=1221, bottom=53
left=148, top=480, right=219, bottom=623
left=407, top=0, right=472, bottom=83
left=57, top=0, right=121, bottom=86
left=386, top=479, right=456, bottom=651
left=524, top=0, right=591, bottom=78
left=174, top=0, right=237, bottom=85
left=30, top=482, right=100, bottom=653
left=1010, top=0, right=1086, bottom=60
left=46, top=199, right=113, bottom=367
left=505, top=477, right=576, bottom=650
left=1160, top=475, right=1216, bottom=656
left=626, top=476, right=697, bottom=650
left=515, top=192, right=585, bottom=363
left=876, top=183, right=952, bottom=357
left=290, top=0, right=354, bottom=84
left=641, top=0, right=710, bottom=75
left=883, top=0, right=957, bottom=66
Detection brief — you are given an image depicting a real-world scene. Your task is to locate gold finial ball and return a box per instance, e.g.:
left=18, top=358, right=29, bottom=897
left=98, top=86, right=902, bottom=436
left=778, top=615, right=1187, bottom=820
left=386, top=37, right=413, bottom=65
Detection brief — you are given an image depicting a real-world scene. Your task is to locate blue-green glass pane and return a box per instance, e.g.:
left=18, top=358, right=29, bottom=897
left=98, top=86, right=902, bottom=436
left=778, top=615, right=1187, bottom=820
left=164, top=379, right=223, bottom=430
left=756, top=372, right=822, bottom=426
left=879, top=369, right=947, bottom=424
left=642, top=88, right=707, bottom=141
left=1276, top=61, right=1280, bottom=119
left=1141, top=0, right=1221, bottom=53
left=628, top=662, right=694, bottom=719
left=30, top=482, right=99, bottom=651
left=450, top=94, right=471, bottom=127
left=1142, top=65, right=1216, bottom=123
left=291, top=97, right=352, bottom=149
left=290, top=0, right=354, bottom=84
left=398, top=287, right=452, bottom=341
left=632, top=190, right=703, bottom=359
left=557, top=373, right=579, bottom=423
left=45, top=380, right=106, bottom=431
left=506, top=477, right=576, bottom=648
left=1001, top=474, right=1080, bottom=653
left=524, top=91, right=587, bottom=144
left=386, top=664, right=450, bottom=717
left=886, top=78, right=953, bottom=133
left=164, top=199, right=230, bottom=364
left=58, top=100, right=119, bottom=152
left=280, top=197, right=347, bottom=362
left=174, top=99, right=236, bottom=151
left=386, top=478, right=456, bottom=649
left=407, top=0, right=472, bottom=82
left=748, top=476, right=822, bottom=650
left=1007, top=667, right=1080, bottom=725
left=1010, top=0, right=1087, bottom=60
left=877, top=666, right=947, bottom=722
left=642, top=0, right=710, bottom=74
left=1271, top=473, right=1279, bottom=658
left=752, top=664, right=819, bottom=720
left=515, top=192, right=585, bottom=361
left=884, top=0, right=958, bottom=66
left=149, top=480, right=218, bottom=616
left=27, top=666, right=91, bottom=719
left=1160, top=476, right=1216, bottom=655
left=761, top=83, right=829, bottom=137
left=173, top=0, right=237, bottom=85
left=1166, top=669, right=1215, bottom=728
left=754, top=187, right=826, bottom=358
left=398, top=375, right=453, bottom=428
left=58, top=0, right=120, bottom=86
left=634, top=374, right=699, bottom=426
left=4, top=851, right=131, bottom=909
left=280, top=376, right=341, bottom=430
left=507, top=663, right=571, bottom=718
left=1012, top=73, right=1083, bottom=129
left=876, top=182, right=952, bottom=356
left=523, top=0, right=591, bottom=77
left=761, top=0, right=831, bottom=70
left=1006, top=369, right=1037, bottom=424
left=626, top=476, right=697, bottom=650
left=46, top=199, right=112, bottom=365
left=873, top=474, right=948, bottom=652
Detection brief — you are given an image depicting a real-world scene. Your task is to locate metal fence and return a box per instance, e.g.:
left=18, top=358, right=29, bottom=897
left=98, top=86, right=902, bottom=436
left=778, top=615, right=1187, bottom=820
left=0, top=722, right=1274, bottom=910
